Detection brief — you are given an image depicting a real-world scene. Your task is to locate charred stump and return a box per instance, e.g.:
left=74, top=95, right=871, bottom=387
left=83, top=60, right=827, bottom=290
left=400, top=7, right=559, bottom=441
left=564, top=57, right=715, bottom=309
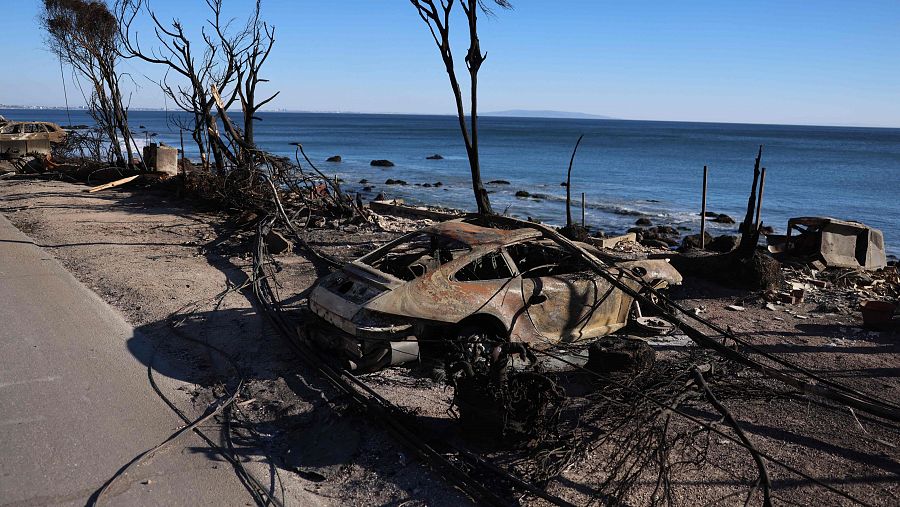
left=671, top=146, right=783, bottom=290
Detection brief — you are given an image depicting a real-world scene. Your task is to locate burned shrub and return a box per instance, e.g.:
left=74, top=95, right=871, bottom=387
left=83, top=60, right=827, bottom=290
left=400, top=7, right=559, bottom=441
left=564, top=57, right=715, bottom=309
left=585, top=337, right=656, bottom=375
left=454, top=370, right=564, bottom=446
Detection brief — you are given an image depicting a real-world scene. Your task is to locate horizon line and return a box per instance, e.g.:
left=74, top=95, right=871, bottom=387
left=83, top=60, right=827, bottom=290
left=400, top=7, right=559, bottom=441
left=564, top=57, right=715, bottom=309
left=1, top=104, right=898, bottom=130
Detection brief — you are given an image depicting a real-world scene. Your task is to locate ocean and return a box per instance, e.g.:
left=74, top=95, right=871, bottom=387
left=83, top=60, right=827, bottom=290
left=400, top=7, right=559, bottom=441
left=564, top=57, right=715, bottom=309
left=3, top=108, right=898, bottom=255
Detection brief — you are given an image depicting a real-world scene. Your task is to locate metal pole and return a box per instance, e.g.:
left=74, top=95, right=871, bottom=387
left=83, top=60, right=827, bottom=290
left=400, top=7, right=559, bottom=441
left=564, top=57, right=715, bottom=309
left=700, top=165, right=708, bottom=249
left=755, top=167, right=767, bottom=230
left=581, top=192, right=585, bottom=228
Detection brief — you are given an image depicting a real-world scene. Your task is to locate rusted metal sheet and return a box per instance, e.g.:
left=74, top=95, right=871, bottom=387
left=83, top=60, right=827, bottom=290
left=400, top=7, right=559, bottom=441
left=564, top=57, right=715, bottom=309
left=308, top=219, right=683, bottom=371
left=0, top=121, right=67, bottom=159
left=426, top=220, right=540, bottom=247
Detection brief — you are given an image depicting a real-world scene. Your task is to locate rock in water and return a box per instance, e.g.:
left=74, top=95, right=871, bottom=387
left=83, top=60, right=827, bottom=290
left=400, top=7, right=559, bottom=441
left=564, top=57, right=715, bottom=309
left=635, top=217, right=652, bottom=226
left=488, top=180, right=510, bottom=185
left=326, top=155, right=342, bottom=162
left=653, top=225, right=678, bottom=236
left=708, top=234, right=739, bottom=253
left=515, top=190, right=531, bottom=198
left=713, top=213, right=735, bottom=224
left=680, top=232, right=714, bottom=251
left=370, top=159, right=394, bottom=167
left=641, top=239, right=671, bottom=249
left=425, top=154, right=443, bottom=160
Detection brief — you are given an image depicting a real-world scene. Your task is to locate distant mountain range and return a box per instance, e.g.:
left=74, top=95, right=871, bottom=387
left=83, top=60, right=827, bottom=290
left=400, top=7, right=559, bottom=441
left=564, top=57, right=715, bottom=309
left=482, top=109, right=616, bottom=120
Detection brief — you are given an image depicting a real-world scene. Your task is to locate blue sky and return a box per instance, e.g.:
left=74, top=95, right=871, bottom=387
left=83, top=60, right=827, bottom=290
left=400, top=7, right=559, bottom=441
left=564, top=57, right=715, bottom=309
left=3, top=0, right=900, bottom=127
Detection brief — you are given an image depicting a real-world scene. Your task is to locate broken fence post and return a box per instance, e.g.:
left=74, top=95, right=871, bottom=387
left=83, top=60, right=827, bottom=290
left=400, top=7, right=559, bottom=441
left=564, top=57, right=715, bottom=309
left=700, top=165, right=708, bottom=249
left=581, top=192, right=586, bottom=228
left=755, top=167, right=767, bottom=231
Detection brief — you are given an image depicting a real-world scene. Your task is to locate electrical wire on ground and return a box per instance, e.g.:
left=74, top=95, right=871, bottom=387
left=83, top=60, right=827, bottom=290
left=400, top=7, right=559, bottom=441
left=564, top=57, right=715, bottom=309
left=88, top=281, right=285, bottom=506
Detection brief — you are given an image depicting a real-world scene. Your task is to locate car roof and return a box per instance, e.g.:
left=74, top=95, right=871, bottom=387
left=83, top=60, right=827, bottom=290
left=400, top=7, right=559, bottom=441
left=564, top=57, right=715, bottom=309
left=423, top=220, right=541, bottom=247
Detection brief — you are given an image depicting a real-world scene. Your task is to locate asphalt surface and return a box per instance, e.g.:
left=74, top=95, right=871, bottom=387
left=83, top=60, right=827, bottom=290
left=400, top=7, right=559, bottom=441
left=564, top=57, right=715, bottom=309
left=0, top=215, right=250, bottom=506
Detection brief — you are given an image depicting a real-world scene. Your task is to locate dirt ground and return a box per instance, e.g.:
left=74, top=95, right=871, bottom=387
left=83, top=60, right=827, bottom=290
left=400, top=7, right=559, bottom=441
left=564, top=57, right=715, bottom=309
left=0, top=179, right=464, bottom=506
left=1, top=178, right=898, bottom=506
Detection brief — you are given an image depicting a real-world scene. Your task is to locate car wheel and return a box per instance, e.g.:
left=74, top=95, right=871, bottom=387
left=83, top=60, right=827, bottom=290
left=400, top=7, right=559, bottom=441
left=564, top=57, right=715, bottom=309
left=451, top=323, right=505, bottom=377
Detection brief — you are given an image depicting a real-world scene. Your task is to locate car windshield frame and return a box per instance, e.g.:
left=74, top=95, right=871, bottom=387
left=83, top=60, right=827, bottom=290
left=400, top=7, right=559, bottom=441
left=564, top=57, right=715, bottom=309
left=357, top=232, right=472, bottom=282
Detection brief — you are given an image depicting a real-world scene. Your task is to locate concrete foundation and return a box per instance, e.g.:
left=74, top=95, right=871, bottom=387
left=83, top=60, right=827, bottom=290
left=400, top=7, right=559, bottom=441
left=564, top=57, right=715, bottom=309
left=143, top=143, right=179, bottom=176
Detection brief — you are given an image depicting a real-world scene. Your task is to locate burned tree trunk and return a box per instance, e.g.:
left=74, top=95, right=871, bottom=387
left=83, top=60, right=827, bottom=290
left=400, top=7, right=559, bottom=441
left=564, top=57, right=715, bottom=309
left=236, top=14, right=278, bottom=159
left=565, top=134, right=584, bottom=229
left=411, top=0, right=512, bottom=216
left=736, top=145, right=763, bottom=258
left=461, top=0, right=492, bottom=216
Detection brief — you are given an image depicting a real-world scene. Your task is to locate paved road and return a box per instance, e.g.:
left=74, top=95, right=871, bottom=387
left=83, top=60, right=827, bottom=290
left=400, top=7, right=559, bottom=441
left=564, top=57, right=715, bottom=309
left=0, top=215, right=250, bottom=506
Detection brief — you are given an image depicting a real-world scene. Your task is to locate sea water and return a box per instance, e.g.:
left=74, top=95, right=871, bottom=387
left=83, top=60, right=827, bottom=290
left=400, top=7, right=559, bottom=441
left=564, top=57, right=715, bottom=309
left=4, top=109, right=898, bottom=254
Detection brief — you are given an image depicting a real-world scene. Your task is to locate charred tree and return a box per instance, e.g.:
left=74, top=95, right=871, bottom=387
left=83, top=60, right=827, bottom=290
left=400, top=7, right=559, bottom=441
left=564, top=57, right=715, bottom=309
left=118, top=0, right=237, bottom=172
left=410, top=0, right=512, bottom=216
left=736, top=145, right=763, bottom=258
left=117, top=0, right=277, bottom=171
left=565, top=134, right=584, bottom=229
left=41, top=0, right=139, bottom=167
left=206, top=0, right=279, bottom=165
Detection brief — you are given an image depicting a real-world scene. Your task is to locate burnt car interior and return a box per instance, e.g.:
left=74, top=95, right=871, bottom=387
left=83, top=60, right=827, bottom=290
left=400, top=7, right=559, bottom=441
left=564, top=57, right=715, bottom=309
left=455, top=250, right=512, bottom=281
left=364, top=232, right=603, bottom=283
left=363, top=233, right=470, bottom=281
left=453, top=241, right=596, bottom=282
left=506, top=240, right=592, bottom=278
left=0, top=124, right=23, bottom=134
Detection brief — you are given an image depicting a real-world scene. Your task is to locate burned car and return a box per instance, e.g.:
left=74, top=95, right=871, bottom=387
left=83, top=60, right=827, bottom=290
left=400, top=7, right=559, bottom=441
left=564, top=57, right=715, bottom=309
left=0, top=121, right=67, bottom=159
left=309, top=219, right=682, bottom=372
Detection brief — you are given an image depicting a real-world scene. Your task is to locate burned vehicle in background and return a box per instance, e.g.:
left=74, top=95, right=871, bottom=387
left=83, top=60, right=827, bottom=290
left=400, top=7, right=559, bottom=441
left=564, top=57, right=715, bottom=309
left=0, top=121, right=68, bottom=159
left=308, top=219, right=682, bottom=373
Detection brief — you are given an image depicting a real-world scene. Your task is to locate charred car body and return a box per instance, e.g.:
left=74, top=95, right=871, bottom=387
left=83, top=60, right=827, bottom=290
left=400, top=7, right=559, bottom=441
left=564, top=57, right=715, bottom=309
left=0, top=121, right=67, bottom=159
left=309, top=219, right=682, bottom=372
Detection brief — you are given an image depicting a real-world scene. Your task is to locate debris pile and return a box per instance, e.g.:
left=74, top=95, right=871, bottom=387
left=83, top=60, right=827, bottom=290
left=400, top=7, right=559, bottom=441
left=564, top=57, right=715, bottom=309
left=779, top=264, right=900, bottom=319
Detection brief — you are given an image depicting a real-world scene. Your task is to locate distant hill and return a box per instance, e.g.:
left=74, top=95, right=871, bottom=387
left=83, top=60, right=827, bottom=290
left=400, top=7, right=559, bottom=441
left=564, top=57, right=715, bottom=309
left=482, top=109, right=615, bottom=120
